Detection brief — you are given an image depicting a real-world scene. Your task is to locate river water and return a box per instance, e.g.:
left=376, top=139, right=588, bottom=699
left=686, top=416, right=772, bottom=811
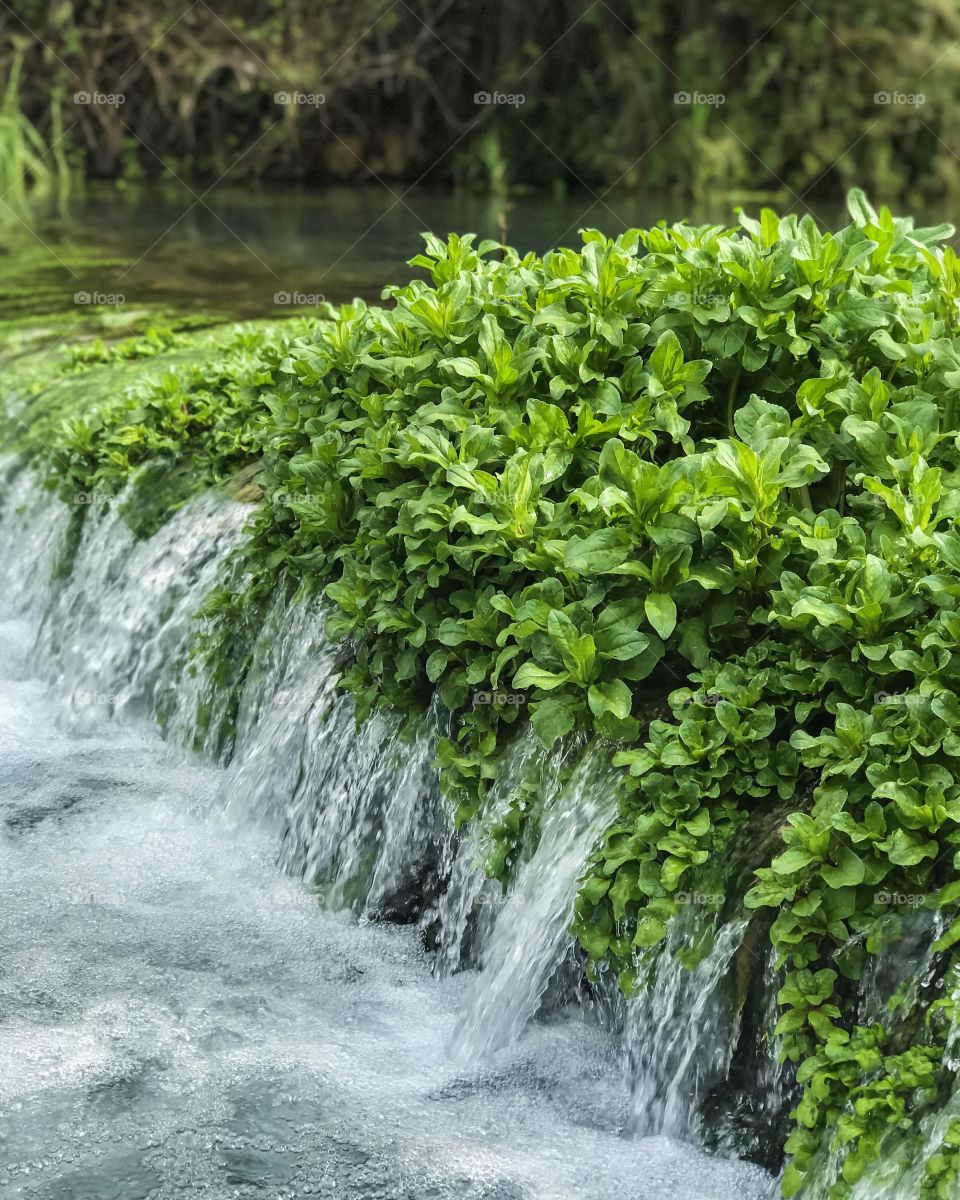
left=0, top=475, right=776, bottom=1200
left=3, top=182, right=848, bottom=322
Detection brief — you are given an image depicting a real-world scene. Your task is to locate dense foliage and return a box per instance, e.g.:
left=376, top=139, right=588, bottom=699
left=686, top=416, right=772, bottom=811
left=15, top=191, right=960, bottom=1197
left=4, top=0, right=960, bottom=204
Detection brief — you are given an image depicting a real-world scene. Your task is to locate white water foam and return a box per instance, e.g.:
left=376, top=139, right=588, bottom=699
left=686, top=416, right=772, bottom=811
left=0, top=476, right=777, bottom=1198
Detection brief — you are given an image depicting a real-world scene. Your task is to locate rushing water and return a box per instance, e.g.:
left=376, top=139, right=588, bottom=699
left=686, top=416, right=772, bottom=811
left=0, top=478, right=776, bottom=1199
left=452, top=750, right=619, bottom=1061
left=624, top=916, right=748, bottom=1141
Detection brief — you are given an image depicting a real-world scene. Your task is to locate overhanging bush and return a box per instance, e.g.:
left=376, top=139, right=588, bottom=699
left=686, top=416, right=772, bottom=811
left=34, top=190, right=960, bottom=1197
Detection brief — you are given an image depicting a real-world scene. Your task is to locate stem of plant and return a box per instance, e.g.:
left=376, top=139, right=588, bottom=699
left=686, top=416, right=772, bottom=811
left=726, top=366, right=742, bottom=437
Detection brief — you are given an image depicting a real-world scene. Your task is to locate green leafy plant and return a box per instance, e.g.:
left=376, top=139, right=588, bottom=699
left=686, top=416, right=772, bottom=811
left=17, top=191, right=960, bottom=1198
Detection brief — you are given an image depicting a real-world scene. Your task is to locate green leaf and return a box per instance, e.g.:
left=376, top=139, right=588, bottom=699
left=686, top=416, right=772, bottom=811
left=772, top=847, right=815, bottom=875
left=547, top=609, right=597, bottom=683
left=632, top=913, right=668, bottom=949
left=644, top=592, right=677, bottom=639
left=846, top=187, right=877, bottom=227
left=530, top=697, right=576, bottom=747
left=563, top=529, right=631, bottom=574
left=820, top=846, right=866, bottom=889
left=513, top=663, right=570, bottom=691
left=587, top=678, right=633, bottom=720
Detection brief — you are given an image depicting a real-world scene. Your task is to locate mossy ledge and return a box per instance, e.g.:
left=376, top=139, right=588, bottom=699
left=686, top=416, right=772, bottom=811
left=6, top=190, right=960, bottom=1199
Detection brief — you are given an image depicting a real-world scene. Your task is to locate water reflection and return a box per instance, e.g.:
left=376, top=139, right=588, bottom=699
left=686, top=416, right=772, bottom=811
left=1, top=182, right=851, bottom=322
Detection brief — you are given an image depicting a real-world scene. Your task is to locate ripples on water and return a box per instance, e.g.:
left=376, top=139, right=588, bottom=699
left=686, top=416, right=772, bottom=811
left=0, top=478, right=774, bottom=1199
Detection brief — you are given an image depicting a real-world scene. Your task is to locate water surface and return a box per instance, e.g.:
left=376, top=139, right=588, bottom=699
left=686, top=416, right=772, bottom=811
left=4, top=182, right=849, bottom=321
left=0, top=611, right=772, bottom=1200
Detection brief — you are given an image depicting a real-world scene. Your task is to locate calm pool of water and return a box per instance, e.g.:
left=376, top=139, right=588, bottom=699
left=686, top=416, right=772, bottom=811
left=2, top=182, right=854, bottom=323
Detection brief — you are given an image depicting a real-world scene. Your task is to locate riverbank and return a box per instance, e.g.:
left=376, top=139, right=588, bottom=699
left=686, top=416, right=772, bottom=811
left=4, top=191, right=960, bottom=1198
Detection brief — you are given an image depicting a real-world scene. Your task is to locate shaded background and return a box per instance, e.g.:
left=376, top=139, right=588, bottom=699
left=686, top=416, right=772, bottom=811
left=5, top=0, right=957, bottom=200
left=1, top=1, right=957, bottom=315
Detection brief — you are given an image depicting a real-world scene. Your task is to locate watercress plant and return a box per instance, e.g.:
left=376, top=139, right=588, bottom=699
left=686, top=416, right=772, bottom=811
left=20, top=190, right=960, bottom=1198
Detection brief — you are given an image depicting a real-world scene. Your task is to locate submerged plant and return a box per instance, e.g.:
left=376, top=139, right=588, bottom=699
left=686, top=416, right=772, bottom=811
left=14, top=189, right=960, bottom=1198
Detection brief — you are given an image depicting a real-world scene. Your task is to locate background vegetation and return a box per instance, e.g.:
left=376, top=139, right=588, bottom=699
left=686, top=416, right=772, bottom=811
left=4, top=0, right=960, bottom=205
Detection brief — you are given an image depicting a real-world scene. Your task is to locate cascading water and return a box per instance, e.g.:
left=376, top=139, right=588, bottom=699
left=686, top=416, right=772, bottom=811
left=0, top=465, right=71, bottom=611
left=451, top=748, right=618, bottom=1060
left=12, top=470, right=250, bottom=748
left=624, top=912, right=749, bottom=1138
left=0, top=476, right=775, bottom=1199
left=221, top=591, right=443, bottom=919
left=432, top=727, right=546, bottom=979
left=751, top=947, right=790, bottom=1148
left=230, top=609, right=444, bottom=916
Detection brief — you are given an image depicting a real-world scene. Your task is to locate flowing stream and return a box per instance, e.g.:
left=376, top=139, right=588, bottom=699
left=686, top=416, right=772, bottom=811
left=0, top=477, right=775, bottom=1199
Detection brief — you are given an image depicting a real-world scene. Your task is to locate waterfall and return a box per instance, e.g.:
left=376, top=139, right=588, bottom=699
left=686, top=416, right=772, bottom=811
left=0, top=475, right=446, bottom=922
left=754, top=945, right=789, bottom=1135
left=0, top=464, right=72, bottom=610
left=0, top=570, right=774, bottom=1200
left=625, top=912, right=748, bottom=1138
left=451, top=748, right=619, bottom=1059
left=0, top=470, right=250, bottom=746
left=432, top=726, right=545, bottom=978
left=0, top=476, right=752, bottom=1077
left=0, top=472, right=778, bottom=1197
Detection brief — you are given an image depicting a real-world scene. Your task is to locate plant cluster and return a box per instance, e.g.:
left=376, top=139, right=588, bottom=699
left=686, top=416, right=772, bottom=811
left=50, top=323, right=310, bottom=537
left=24, top=192, right=960, bottom=1197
